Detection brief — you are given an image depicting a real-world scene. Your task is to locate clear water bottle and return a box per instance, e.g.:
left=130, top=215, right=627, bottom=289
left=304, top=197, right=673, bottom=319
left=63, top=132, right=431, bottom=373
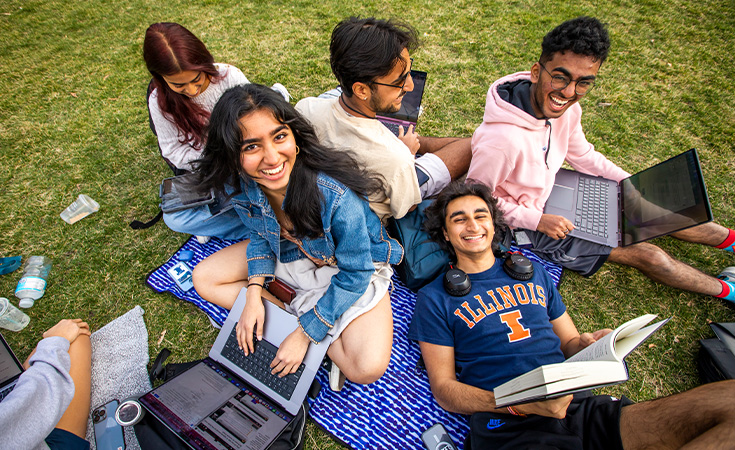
left=15, top=256, right=52, bottom=308
left=0, top=297, right=30, bottom=331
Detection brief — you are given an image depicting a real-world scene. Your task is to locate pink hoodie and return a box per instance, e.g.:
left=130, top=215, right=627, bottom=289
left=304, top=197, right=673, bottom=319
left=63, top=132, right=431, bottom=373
left=468, top=72, right=630, bottom=230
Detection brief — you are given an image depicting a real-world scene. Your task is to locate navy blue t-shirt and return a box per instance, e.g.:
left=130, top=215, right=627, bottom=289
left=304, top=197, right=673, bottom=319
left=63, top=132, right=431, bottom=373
left=408, top=259, right=567, bottom=391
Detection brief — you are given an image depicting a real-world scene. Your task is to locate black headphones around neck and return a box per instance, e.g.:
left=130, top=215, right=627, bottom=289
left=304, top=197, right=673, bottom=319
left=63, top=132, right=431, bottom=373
left=443, top=228, right=534, bottom=297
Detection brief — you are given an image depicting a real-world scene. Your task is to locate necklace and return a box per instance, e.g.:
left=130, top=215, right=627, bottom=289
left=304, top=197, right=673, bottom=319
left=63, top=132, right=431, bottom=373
left=339, top=94, right=375, bottom=119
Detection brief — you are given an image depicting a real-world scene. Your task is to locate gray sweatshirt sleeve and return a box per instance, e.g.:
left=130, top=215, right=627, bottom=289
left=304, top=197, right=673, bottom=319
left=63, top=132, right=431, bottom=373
left=0, top=336, right=74, bottom=450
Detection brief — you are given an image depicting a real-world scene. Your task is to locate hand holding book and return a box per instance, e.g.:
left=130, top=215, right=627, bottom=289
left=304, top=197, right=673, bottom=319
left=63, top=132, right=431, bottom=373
left=494, top=314, right=670, bottom=407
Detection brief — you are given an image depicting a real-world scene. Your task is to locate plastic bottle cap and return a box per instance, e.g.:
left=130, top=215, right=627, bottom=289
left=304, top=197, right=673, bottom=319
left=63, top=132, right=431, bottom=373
left=18, top=298, right=35, bottom=308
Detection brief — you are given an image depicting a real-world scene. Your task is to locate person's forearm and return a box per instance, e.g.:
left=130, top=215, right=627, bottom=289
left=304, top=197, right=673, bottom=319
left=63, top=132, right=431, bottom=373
left=417, top=136, right=462, bottom=154
left=431, top=378, right=502, bottom=415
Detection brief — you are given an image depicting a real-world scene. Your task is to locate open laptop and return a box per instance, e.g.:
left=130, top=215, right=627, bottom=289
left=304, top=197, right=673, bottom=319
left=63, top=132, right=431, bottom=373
left=0, top=333, right=24, bottom=403
left=139, top=290, right=331, bottom=450
left=376, top=70, right=428, bottom=136
left=544, top=148, right=712, bottom=247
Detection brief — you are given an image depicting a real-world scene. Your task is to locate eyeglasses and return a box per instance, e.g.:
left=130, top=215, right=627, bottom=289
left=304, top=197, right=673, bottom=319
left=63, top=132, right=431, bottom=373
left=370, top=58, right=414, bottom=90
left=538, top=62, right=596, bottom=95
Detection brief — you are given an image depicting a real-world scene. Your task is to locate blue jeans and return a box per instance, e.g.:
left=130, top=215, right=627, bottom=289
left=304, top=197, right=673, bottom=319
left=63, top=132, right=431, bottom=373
left=163, top=205, right=249, bottom=240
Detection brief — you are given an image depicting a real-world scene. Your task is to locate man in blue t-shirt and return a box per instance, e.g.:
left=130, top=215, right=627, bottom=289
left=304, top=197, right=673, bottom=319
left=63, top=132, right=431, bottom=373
left=408, top=180, right=735, bottom=449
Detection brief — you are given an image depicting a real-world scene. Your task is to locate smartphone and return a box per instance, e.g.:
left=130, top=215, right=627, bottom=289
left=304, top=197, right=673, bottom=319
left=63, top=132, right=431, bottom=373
left=92, top=399, right=126, bottom=450
left=513, top=229, right=533, bottom=248
left=166, top=261, right=194, bottom=292
left=421, top=423, right=458, bottom=450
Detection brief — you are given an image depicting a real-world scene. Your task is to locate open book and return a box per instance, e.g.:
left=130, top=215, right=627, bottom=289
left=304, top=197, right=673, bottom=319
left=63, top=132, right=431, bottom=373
left=494, top=314, right=670, bottom=407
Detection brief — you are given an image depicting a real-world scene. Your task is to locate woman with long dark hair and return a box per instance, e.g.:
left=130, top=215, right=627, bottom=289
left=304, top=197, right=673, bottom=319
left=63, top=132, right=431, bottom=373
left=192, top=84, right=402, bottom=390
left=143, top=22, right=287, bottom=241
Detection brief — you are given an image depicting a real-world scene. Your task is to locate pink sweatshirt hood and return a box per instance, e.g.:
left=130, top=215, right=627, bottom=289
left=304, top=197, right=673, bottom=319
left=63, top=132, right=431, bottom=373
left=468, top=72, right=629, bottom=230
left=481, top=72, right=547, bottom=131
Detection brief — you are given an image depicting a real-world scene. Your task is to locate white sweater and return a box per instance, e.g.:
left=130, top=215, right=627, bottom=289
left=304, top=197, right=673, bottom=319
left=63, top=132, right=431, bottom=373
left=148, top=63, right=249, bottom=171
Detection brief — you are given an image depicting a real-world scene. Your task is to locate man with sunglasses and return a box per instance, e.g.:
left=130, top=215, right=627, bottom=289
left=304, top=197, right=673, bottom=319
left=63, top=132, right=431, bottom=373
left=296, top=16, right=472, bottom=224
left=468, top=16, right=735, bottom=303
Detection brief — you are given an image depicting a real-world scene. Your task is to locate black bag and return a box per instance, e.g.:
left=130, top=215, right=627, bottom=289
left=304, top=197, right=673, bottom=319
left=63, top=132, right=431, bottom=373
left=134, top=349, right=309, bottom=450
left=159, top=174, right=217, bottom=214
left=698, top=322, right=735, bottom=383
left=387, top=199, right=450, bottom=291
left=130, top=81, right=188, bottom=230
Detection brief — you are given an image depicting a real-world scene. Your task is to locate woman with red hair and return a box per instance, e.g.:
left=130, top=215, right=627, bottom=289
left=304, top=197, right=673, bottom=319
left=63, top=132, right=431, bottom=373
left=143, top=22, right=287, bottom=241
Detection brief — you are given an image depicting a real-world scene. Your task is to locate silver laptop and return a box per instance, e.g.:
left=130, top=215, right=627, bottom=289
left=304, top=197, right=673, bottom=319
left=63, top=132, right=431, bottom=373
left=544, top=149, right=712, bottom=247
left=376, top=70, right=427, bottom=136
left=139, top=290, right=331, bottom=450
left=0, top=333, right=24, bottom=403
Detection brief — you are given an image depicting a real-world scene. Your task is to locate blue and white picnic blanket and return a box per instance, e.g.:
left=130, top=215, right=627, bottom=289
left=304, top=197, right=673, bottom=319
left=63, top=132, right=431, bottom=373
left=147, top=236, right=562, bottom=449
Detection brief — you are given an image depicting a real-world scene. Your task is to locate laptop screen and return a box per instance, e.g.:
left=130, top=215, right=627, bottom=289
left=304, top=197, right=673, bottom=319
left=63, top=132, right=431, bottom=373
left=140, top=360, right=292, bottom=450
left=620, top=149, right=712, bottom=246
left=0, top=334, right=23, bottom=390
left=378, top=70, right=427, bottom=122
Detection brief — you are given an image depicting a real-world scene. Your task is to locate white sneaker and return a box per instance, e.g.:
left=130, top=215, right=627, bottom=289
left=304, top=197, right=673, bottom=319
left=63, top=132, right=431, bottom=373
left=718, top=266, right=735, bottom=282
left=329, top=362, right=346, bottom=391
left=318, top=86, right=342, bottom=99
left=196, top=235, right=211, bottom=244
left=271, top=83, right=291, bottom=101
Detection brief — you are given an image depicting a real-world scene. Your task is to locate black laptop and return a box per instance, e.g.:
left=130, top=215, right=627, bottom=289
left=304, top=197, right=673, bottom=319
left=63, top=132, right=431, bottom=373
left=139, top=290, right=331, bottom=450
left=0, top=333, right=24, bottom=403
left=544, top=148, right=712, bottom=247
left=376, top=70, right=428, bottom=136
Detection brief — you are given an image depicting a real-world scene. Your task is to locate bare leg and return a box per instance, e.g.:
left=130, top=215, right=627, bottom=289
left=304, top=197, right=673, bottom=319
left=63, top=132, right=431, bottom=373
left=326, top=291, right=393, bottom=384
left=192, top=240, right=279, bottom=309
left=54, top=334, right=92, bottom=439
left=670, top=222, right=730, bottom=247
left=620, top=380, right=735, bottom=449
left=608, top=242, right=722, bottom=296
left=192, top=240, right=249, bottom=308
left=419, top=136, right=471, bottom=179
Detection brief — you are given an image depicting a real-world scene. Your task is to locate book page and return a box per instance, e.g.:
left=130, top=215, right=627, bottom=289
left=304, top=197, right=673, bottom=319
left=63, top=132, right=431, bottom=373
left=565, top=314, right=660, bottom=363
left=613, top=318, right=670, bottom=358
left=564, top=331, right=616, bottom=363
left=612, top=314, right=659, bottom=341
left=495, top=361, right=627, bottom=407
left=494, top=363, right=585, bottom=396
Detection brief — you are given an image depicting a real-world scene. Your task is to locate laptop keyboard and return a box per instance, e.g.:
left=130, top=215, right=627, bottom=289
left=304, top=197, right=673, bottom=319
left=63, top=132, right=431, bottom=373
left=574, top=178, right=609, bottom=238
left=379, top=120, right=402, bottom=137
left=221, top=327, right=304, bottom=401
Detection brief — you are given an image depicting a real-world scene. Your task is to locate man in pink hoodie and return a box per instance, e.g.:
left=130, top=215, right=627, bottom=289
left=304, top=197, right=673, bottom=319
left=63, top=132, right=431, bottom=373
left=468, top=16, right=735, bottom=303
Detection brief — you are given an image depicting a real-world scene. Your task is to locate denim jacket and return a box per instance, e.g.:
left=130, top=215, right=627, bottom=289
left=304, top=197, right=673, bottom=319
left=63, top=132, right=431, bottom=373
left=230, top=173, right=403, bottom=343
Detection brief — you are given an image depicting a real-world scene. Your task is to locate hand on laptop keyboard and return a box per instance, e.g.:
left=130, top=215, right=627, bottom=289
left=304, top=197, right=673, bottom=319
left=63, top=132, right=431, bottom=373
left=222, top=328, right=306, bottom=400
left=270, top=328, right=311, bottom=377
left=397, top=124, right=420, bottom=155
left=538, top=213, right=576, bottom=240
left=236, top=292, right=265, bottom=355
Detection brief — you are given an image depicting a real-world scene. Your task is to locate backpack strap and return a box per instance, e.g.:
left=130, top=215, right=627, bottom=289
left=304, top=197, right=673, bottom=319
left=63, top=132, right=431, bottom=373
left=130, top=210, right=163, bottom=230
left=132, top=81, right=188, bottom=230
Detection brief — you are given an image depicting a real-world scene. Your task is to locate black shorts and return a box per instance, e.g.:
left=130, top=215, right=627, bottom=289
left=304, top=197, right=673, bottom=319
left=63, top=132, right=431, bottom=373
left=521, top=229, right=612, bottom=277
left=45, top=428, right=91, bottom=450
left=465, top=395, right=633, bottom=450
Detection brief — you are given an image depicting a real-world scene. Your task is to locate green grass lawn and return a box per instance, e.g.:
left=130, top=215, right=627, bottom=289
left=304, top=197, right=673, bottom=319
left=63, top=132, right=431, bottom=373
left=1, top=0, right=734, bottom=448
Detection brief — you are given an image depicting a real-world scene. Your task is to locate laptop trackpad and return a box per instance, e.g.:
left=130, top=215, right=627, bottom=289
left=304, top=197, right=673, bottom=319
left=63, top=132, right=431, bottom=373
left=547, top=184, right=575, bottom=211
